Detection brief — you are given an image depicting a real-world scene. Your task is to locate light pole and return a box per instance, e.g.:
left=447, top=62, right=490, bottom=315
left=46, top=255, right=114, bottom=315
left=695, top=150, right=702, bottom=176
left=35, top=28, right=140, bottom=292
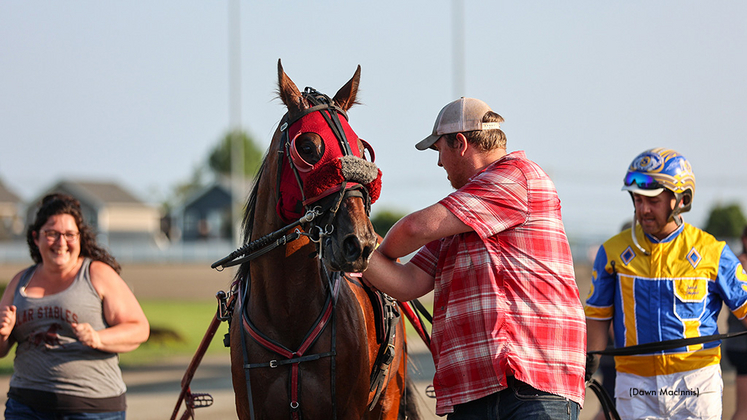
left=452, top=0, right=465, bottom=99
left=229, top=0, right=244, bottom=248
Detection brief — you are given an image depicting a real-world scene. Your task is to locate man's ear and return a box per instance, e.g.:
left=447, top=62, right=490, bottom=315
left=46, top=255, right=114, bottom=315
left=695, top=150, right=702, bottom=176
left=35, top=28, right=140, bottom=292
left=455, top=133, right=469, bottom=156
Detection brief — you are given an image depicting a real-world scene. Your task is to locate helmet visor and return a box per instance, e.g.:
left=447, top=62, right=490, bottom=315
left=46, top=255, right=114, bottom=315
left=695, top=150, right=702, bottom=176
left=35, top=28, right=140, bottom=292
left=624, top=171, right=663, bottom=190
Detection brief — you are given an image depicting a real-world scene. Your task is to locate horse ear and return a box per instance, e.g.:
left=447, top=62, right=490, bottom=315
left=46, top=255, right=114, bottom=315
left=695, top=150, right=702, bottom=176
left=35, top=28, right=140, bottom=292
left=277, top=59, right=303, bottom=115
left=333, top=65, right=361, bottom=112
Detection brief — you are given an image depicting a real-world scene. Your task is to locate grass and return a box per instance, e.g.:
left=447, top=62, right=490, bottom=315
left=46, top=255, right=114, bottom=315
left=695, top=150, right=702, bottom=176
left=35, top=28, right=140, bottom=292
left=0, top=299, right=229, bottom=374
left=120, top=299, right=231, bottom=367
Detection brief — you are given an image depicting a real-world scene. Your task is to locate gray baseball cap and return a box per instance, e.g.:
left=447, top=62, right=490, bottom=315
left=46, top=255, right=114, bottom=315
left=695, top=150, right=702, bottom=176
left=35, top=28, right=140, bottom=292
left=415, top=97, right=501, bottom=150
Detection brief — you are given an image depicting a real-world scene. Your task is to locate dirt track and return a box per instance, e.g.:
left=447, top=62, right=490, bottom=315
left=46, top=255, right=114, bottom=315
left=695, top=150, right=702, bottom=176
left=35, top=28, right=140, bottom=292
left=0, top=262, right=237, bottom=301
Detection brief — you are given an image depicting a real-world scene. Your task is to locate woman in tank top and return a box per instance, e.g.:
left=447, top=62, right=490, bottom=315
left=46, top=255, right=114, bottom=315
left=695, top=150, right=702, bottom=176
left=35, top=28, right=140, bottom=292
left=0, top=193, right=150, bottom=419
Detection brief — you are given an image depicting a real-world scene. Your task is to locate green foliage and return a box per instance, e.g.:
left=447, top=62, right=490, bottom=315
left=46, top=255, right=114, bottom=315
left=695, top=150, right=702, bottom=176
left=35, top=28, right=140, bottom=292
left=371, top=208, right=406, bottom=237
left=703, top=203, right=747, bottom=239
left=208, top=129, right=264, bottom=178
left=119, top=300, right=230, bottom=367
left=161, top=128, right=263, bottom=211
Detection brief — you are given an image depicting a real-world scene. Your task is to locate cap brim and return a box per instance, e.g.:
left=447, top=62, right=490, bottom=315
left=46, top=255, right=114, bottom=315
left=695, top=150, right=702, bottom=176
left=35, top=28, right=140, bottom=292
left=621, top=185, right=665, bottom=197
left=415, top=134, right=439, bottom=151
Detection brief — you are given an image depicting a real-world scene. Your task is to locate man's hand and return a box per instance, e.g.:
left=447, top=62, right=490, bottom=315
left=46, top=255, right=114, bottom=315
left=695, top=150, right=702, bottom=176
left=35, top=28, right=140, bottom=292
left=585, top=353, right=600, bottom=382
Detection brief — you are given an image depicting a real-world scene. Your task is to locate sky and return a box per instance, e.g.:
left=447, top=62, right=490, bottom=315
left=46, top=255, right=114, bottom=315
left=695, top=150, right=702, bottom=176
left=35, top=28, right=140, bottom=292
left=1, top=1, right=746, bottom=245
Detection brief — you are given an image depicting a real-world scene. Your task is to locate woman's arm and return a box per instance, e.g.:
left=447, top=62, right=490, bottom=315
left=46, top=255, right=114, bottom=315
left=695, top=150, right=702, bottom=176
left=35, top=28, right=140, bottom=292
left=0, top=272, right=22, bottom=358
left=74, top=261, right=150, bottom=353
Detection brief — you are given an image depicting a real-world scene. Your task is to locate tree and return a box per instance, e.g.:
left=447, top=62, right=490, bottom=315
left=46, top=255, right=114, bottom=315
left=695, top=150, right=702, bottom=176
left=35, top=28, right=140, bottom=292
left=208, top=129, right=264, bottom=177
left=162, top=164, right=208, bottom=212
left=703, top=202, right=747, bottom=239
left=371, top=208, right=406, bottom=237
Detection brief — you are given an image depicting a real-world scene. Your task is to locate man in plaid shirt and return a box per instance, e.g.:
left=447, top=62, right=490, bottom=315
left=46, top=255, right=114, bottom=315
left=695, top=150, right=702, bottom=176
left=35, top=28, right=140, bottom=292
left=363, top=97, right=586, bottom=419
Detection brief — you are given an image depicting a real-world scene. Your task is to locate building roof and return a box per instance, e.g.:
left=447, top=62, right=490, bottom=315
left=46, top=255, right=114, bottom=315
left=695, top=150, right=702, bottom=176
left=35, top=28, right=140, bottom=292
left=0, top=179, right=21, bottom=204
left=48, top=180, right=146, bottom=208
left=180, top=180, right=232, bottom=210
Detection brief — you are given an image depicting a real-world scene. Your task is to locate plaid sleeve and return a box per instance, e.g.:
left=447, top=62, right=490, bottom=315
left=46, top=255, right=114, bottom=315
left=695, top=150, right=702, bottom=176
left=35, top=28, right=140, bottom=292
left=440, top=166, right=527, bottom=240
left=409, top=239, right=440, bottom=278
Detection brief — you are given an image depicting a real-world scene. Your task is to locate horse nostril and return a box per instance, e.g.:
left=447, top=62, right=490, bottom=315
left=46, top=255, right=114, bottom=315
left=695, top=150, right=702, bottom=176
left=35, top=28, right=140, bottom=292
left=343, top=236, right=362, bottom=262
left=360, top=244, right=373, bottom=261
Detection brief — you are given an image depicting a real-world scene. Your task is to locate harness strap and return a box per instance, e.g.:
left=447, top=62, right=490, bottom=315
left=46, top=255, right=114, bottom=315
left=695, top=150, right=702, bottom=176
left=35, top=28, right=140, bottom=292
left=399, top=300, right=431, bottom=350
left=239, top=271, right=341, bottom=420
left=589, top=330, right=747, bottom=356
left=242, top=289, right=337, bottom=358
left=318, top=107, right=353, bottom=156
left=244, top=351, right=336, bottom=369
left=239, top=312, right=257, bottom=420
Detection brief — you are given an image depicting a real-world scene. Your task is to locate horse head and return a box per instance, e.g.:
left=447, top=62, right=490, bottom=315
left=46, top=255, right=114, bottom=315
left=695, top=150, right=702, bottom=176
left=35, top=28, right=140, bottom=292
left=271, top=59, right=380, bottom=273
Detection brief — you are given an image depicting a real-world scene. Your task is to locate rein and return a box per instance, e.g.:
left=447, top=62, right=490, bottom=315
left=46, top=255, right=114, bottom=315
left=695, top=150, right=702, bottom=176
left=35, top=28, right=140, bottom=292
left=589, top=330, right=747, bottom=357
left=211, top=209, right=319, bottom=271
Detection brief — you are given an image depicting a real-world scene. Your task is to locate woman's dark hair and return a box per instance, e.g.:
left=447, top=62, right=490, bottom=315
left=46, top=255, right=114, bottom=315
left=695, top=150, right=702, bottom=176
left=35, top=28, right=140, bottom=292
left=26, top=193, right=121, bottom=273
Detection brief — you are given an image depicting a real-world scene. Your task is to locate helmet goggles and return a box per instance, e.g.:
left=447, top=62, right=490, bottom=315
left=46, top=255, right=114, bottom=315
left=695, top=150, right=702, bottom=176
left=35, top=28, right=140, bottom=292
left=623, top=171, right=664, bottom=190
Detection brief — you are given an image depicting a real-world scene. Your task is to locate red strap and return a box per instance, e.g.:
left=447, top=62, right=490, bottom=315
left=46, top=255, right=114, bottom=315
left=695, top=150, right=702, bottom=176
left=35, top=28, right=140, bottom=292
left=398, top=302, right=431, bottom=351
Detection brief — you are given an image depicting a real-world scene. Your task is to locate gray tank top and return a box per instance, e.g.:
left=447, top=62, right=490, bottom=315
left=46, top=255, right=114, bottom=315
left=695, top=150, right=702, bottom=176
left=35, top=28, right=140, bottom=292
left=10, top=258, right=126, bottom=398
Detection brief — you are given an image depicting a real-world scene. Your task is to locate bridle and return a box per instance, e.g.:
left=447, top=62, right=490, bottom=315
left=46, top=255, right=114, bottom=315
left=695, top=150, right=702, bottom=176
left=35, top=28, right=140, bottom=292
left=212, top=87, right=383, bottom=420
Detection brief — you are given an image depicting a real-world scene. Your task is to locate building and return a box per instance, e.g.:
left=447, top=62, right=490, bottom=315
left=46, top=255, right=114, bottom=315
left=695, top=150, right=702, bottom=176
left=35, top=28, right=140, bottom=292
left=171, top=180, right=233, bottom=242
left=0, top=179, right=23, bottom=241
left=26, top=180, right=161, bottom=245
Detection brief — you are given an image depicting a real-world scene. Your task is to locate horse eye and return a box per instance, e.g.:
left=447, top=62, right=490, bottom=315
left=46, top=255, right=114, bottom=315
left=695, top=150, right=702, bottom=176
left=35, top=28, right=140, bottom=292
left=295, top=136, right=324, bottom=165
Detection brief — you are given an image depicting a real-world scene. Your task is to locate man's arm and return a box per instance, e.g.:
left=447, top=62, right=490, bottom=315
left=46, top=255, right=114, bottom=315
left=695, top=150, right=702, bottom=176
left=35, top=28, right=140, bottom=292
left=364, top=252, right=434, bottom=301
left=363, top=202, right=471, bottom=301
left=585, top=318, right=612, bottom=381
left=377, top=202, right=471, bottom=259
left=587, top=318, right=612, bottom=353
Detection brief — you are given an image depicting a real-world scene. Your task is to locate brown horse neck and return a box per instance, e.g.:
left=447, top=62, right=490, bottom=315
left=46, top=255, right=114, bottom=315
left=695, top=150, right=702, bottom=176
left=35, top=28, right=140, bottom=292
left=245, top=239, right=333, bottom=342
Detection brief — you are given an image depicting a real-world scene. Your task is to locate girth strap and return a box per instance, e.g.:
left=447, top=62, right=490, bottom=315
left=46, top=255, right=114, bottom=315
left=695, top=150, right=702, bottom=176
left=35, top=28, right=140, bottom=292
left=367, top=293, right=400, bottom=409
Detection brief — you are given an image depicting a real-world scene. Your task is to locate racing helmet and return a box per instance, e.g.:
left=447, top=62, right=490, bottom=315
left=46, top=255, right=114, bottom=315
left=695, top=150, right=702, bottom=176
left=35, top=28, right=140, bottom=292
left=622, top=148, right=696, bottom=216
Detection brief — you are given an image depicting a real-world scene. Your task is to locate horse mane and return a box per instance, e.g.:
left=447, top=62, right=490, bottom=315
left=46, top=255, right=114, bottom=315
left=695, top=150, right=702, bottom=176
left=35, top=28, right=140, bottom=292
left=235, top=148, right=271, bottom=283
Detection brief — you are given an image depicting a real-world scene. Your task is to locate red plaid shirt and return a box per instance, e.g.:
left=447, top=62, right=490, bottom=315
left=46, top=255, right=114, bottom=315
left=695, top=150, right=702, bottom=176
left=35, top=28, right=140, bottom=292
left=410, top=151, right=586, bottom=415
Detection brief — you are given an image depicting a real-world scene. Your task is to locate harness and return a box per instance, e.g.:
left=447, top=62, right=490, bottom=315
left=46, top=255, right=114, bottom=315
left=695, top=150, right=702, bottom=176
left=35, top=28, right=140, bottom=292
left=238, top=264, right=341, bottom=420
left=206, top=87, right=395, bottom=420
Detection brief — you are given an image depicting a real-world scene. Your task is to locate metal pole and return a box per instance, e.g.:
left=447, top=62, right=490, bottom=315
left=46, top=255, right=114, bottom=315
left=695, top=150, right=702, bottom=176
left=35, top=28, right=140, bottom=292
left=229, top=0, right=244, bottom=248
left=452, top=0, right=465, bottom=99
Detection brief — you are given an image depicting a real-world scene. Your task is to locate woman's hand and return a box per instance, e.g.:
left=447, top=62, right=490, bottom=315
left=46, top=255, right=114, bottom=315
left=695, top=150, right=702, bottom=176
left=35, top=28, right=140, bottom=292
left=72, top=322, right=102, bottom=349
left=0, top=305, right=16, bottom=340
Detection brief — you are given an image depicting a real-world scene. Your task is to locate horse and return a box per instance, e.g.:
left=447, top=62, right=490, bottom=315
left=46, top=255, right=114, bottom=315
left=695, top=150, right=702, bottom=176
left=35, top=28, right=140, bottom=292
left=224, top=60, right=419, bottom=420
